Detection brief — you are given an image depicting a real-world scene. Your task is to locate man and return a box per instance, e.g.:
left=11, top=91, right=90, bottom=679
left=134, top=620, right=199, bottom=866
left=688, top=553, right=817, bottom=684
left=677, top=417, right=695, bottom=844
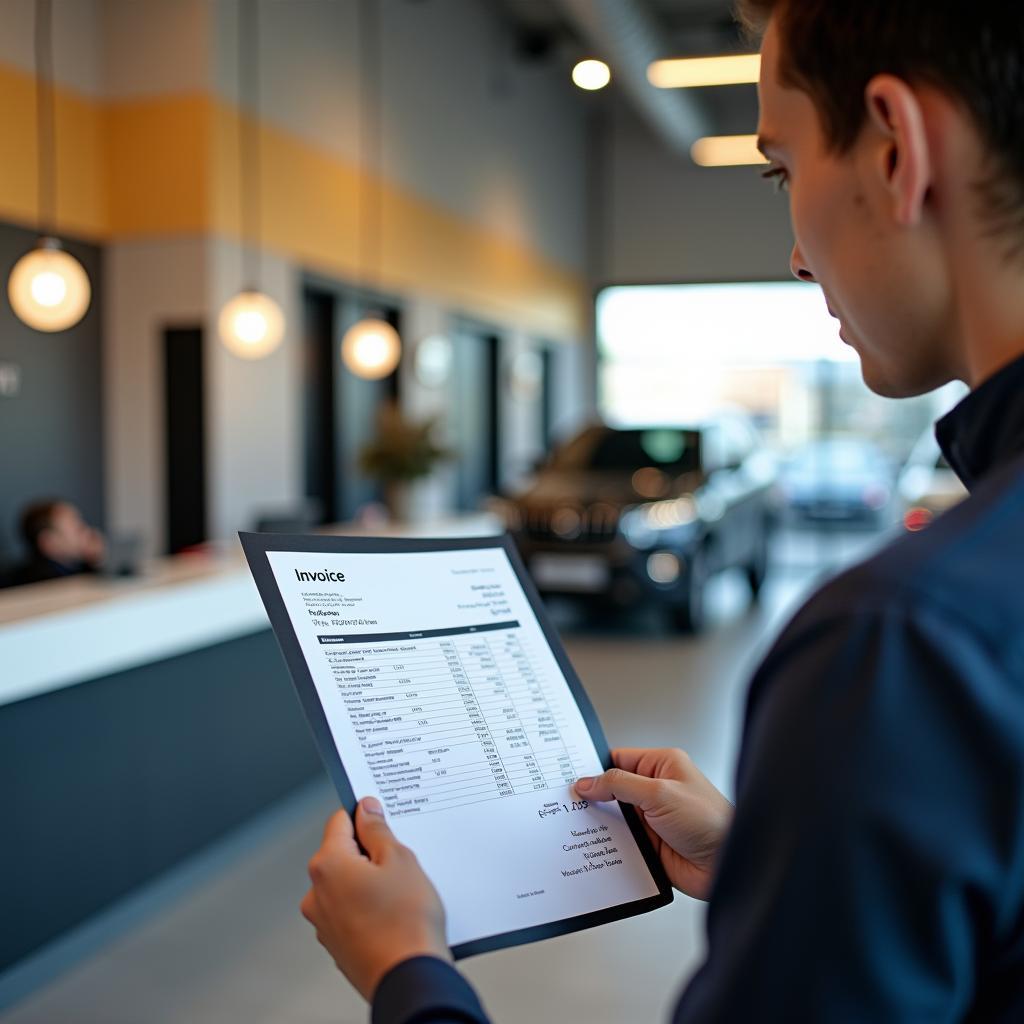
left=7, top=499, right=106, bottom=587
left=300, top=1, right=1024, bottom=1019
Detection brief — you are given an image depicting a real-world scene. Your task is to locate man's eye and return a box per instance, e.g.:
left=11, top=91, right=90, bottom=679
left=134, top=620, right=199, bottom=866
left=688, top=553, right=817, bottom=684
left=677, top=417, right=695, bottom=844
left=760, top=165, right=789, bottom=193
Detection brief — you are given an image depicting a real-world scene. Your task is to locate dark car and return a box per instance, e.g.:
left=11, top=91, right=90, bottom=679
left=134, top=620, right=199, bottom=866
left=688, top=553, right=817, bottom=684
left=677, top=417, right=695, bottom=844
left=493, top=416, right=777, bottom=631
left=778, top=437, right=894, bottom=528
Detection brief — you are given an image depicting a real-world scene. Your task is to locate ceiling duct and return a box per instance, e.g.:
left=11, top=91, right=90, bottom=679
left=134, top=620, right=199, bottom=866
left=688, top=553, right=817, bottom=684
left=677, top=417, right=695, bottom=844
left=558, top=0, right=708, bottom=153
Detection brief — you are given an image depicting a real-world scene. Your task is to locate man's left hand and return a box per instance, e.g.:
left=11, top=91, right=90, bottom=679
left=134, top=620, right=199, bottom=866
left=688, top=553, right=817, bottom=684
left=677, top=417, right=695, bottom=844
left=300, top=797, right=450, bottom=1000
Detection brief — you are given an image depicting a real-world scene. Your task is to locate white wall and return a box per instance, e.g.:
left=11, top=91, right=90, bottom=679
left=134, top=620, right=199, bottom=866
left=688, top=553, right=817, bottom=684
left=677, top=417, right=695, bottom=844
left=0, top=0, right=103, bottom=96
left=101, top=0, right=210, bottom=97
left=205, top=240, right=303, bottom=541
left=103, top=237, right=209, bottom=551
left=211, top=0, right=588, bottom=273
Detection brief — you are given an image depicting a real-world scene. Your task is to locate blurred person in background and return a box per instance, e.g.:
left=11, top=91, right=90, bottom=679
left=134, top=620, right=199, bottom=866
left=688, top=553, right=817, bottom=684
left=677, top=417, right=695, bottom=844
left=5, top=499, right=106, bottom=587
left=297, top=1, right=1024, bottom=1020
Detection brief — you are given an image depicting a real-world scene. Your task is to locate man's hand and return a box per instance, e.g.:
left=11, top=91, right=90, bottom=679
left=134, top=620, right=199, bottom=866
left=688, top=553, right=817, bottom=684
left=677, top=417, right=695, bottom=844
left=300, top=797, right=450, bottom=1000
left=575, top=748, right=733, bottom=900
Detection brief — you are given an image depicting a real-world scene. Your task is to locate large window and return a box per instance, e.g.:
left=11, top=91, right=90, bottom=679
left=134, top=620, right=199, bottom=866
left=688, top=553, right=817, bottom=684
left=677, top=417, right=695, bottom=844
left=596, top=282, right=961, bottom=460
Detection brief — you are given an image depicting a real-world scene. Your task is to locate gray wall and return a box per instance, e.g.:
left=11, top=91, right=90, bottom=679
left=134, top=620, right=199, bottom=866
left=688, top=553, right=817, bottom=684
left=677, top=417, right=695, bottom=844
left=600, top=104, right=795, bottom=285
left=0, top=223, right=104, bottom=563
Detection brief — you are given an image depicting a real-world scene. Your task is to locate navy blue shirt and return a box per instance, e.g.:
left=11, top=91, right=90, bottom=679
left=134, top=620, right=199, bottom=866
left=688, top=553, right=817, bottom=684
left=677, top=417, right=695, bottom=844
left=372, top=354, right=1024, bottom=1024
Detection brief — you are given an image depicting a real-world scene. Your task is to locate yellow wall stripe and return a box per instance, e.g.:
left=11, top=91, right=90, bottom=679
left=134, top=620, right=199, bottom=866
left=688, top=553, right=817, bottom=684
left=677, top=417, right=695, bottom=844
left=106, top=94, right=210, bottom=236
left=0, top=64, right=106, bottom=239
left=0, top=62, right=586, bottom=338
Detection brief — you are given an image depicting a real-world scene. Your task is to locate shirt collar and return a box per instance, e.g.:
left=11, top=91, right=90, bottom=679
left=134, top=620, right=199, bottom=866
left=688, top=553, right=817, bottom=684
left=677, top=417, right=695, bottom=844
left=935, top=352, right=1024, bottom=489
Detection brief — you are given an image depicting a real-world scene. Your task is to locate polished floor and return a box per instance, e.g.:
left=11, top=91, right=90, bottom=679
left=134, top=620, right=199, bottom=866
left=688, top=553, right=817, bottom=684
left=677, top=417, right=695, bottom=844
left=3, top=529, right=888, bottom=1024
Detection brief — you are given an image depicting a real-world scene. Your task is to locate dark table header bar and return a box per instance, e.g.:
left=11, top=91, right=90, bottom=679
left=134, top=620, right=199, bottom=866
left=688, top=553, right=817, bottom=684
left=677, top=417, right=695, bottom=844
left=317, top=620, right=521, bottom=645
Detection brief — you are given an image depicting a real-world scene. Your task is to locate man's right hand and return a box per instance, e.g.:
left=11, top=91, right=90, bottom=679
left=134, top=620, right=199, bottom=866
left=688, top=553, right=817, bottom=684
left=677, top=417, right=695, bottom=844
left=574, top=748, right=733, bottom=901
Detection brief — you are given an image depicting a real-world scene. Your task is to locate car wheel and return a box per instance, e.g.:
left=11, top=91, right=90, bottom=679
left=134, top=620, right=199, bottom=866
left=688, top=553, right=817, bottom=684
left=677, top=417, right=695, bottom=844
left=746, top=528, right=769, bottom=601
left=669, top=547, right=707, bottom=634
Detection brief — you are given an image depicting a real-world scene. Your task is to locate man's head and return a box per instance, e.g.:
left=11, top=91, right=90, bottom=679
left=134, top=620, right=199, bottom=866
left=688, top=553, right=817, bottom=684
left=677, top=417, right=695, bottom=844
left=739, top=1, right=1024, bottom=396
left=20, top=500, right=100, bottom=567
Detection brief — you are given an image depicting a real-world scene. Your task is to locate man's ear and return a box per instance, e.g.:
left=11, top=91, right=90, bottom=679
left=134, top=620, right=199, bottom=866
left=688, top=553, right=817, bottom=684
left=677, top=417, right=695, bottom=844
left=864, top=74, right=931, bottom=227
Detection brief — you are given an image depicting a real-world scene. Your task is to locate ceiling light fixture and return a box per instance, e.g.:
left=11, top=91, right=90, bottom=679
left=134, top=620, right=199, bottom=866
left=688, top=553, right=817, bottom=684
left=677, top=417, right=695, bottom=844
left=341, top=318, right=402, bottom=381
left=572, top=59, right=611, bottom=91
left=8, top=0, right=92, bottom=333
left=648, top=53, right=760, bottom=90
left=690, top=134, right=768, bottom=167
left=341, top=0, right=401, bottom=381
left=218, top=0, right=285, bottom=360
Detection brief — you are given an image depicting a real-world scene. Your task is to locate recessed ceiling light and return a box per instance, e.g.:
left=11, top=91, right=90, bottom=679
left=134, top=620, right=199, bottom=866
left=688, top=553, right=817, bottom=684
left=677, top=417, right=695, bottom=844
left=690, top=134, right=768, bottom=167
left=648, top=54, right=760, bottom=89
left=572, top=59, right=611, bottom=91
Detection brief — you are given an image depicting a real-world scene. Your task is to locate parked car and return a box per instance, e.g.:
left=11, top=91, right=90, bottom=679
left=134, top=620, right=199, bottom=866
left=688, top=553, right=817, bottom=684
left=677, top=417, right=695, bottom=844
left=492, top=415, right=777, bottom=632
left=778, top=437, right=894, bottom=527
left=897, top=429, right=967, bottom=531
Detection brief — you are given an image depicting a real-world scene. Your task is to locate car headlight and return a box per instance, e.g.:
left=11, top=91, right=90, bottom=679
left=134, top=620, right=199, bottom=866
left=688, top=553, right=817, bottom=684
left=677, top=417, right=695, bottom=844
left=621, top=496, right=699, bottom=547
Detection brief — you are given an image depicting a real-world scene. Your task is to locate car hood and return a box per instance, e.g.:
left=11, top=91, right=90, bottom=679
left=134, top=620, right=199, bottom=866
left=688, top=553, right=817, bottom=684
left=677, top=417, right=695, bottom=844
left=512, top=470, right=704, bottom=510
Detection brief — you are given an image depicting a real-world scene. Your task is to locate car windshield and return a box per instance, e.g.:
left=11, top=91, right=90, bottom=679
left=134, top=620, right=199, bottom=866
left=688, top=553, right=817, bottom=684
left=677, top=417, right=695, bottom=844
left=552, top=428, right=702, bottom=474
left=790, top=441, right=882, bottom=474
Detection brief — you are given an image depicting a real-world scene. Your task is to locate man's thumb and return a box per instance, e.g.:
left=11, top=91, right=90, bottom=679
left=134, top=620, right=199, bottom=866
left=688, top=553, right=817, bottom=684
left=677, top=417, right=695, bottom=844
left=575, top=768, right=661, bottom=810
left=355, top=796, right=397, bottom=862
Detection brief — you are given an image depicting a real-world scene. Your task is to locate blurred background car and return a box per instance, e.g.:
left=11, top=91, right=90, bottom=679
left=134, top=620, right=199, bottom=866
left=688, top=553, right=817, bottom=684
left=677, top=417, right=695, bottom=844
left=777, top=437, right=895, bottom=528
left=897, top=428, right=968, bottom=531
left=491, top=413, right=777, bottom=632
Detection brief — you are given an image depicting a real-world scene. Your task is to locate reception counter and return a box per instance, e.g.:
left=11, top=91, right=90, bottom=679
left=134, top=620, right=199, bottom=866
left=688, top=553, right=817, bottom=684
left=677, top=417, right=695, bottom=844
left=1, top=518, right=499, bottom=982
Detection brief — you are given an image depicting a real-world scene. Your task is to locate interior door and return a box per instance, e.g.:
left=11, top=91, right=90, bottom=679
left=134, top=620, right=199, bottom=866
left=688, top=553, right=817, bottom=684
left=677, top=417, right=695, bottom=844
left=335, top=301, right=401, bottom=519
left=451, top=329, right=500, bottom=511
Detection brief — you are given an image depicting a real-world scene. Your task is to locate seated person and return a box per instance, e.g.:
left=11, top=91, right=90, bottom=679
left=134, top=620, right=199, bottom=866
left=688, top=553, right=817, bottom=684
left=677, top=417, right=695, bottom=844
left=7, top=499, right=106, bottom=586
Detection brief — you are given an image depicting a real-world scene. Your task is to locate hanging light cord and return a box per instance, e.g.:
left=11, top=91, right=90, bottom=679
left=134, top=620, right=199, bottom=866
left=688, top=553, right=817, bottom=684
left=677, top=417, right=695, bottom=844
left=358, top=0, right=384, bottom=293
left=238, top=0, right=262, bottom=289
left=35, top=0, right=56, bottom=239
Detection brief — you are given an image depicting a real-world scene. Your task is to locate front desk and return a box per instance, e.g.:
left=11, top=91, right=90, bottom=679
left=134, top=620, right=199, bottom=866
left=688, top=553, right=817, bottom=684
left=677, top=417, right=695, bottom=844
left=0, top=517, right=500, bottom=982
left=0, top=550, right=322, bottom=978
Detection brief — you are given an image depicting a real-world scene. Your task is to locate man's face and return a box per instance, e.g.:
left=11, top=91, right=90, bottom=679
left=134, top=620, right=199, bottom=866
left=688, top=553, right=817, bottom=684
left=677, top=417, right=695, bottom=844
left=756, top=20, right=953, bottom=397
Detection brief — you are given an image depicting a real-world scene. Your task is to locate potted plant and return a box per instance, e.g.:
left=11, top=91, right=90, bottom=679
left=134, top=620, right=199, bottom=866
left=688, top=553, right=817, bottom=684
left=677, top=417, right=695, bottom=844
left=358, top=401, right=452, bottom=522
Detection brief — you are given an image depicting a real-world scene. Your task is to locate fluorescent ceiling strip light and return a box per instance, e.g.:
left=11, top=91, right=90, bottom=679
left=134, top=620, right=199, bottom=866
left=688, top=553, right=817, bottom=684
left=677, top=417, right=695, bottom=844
left=690, top=134, right=768, bottom=167
left=648, top=53, right=761, bottom=89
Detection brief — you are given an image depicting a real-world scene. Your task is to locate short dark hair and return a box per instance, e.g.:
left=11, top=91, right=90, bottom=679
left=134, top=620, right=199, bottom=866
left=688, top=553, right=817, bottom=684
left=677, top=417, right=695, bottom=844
left=737, top=1, right=1024, bottom=253
left=20, top=500, right=64, bottom=555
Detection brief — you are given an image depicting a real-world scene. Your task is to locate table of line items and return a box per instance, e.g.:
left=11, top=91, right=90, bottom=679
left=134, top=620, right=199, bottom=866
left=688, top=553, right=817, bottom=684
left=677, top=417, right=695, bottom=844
left=318, top=620, right=581, bottom=817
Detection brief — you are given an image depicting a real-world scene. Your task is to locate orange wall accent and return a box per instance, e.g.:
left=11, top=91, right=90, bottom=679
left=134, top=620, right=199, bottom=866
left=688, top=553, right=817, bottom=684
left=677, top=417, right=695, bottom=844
left=105, top=94, right=210, bottom=237
left=0, top=62, right=586, bottom=338
left=0, top=64, right=106, bottom=239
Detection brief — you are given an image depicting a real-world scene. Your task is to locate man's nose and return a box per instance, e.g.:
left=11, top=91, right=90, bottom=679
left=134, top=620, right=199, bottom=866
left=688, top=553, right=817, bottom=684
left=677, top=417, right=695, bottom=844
left=790, top=243, right=815, bottom=283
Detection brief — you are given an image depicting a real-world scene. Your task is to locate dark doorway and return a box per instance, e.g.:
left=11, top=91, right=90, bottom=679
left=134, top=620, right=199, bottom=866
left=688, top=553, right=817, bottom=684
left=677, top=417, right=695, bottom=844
left=302, top=280, right=402, bottom=523
left=163, top=327, right=206, bottom=554
left=540, top=345, right=556, bottom=450
left=302, top=289, right=338, bottom=523
left=452, top=328, right=500, bottom=510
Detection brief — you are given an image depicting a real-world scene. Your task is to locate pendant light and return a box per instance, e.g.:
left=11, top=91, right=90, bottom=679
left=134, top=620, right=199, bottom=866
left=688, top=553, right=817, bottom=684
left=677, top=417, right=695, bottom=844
left=340, top=0, right=401, bottom=381
left=8, top=0, right=91, bottom=333
left=218, top=0, right=285, bottom=360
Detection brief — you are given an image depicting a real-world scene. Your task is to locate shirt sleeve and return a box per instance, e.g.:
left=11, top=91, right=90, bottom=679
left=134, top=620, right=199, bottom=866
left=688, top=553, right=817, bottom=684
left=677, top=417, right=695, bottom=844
left=673, top=602, right=1021, bottom=1023
left=372, top=956, right=491, bottom=1024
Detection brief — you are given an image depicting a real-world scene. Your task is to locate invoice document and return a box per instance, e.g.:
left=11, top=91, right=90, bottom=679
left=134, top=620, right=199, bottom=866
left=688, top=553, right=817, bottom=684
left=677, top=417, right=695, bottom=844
left=241, top=532, right=671, bottom=957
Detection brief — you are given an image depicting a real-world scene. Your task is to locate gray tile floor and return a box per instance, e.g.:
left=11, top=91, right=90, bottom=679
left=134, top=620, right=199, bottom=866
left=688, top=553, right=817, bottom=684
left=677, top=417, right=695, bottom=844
left=3, top=530, right=887, bottom=1024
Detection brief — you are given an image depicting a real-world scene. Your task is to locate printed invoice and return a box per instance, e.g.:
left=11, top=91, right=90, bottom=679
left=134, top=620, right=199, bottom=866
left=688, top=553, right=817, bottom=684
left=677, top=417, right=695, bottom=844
left=243, top=533, right=671, bottom=956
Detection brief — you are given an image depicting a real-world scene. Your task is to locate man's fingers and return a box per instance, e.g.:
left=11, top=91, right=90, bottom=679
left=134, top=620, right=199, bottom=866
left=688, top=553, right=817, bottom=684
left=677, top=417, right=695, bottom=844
left=575, top=767, right=664, bottom=810
left=609, top=748, right=650, bottom=774
left=354, top=796, right=399, bottom=863
left=300, top=887, right=318, bottom=925
left=322, top=807, right=353, bottom=843
left=612, top=747, right=692, bottom=778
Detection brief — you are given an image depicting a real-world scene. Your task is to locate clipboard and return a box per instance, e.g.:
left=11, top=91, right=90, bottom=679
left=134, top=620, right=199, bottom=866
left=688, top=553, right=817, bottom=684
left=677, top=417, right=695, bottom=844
left=240, top=530, right=673, bottom=959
